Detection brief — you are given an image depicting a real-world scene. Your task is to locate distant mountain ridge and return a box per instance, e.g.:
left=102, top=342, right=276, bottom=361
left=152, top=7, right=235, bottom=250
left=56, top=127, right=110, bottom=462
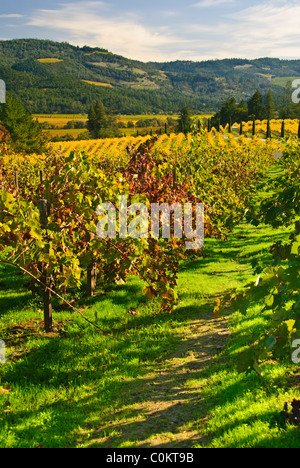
left=0, top=39, right=299, bottom=114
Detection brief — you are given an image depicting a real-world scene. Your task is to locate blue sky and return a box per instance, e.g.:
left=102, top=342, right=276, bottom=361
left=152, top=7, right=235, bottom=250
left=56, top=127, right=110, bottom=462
left=0, top=0, right=299, bottom=62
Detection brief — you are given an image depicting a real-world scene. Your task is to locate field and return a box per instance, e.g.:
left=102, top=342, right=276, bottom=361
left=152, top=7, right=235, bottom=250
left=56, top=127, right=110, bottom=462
left=49, top=119, right=300, bottom=161
left=0, top=128, right=299, bottom=448
left=49, top=131, right=281, bottom=165
left=34, top=114, right=213, bottom=139
left=37, top=58, right=63, bottom=64
left=271, top=76, right=299, bottom=87
left=81, top=80, right=114, bottom=88
left=34, top=114, right=299, bottom=142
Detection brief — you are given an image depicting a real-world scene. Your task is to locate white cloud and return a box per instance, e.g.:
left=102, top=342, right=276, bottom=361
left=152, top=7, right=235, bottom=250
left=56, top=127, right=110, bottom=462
left=226, top=2, right=300, bottom=58
left=26, top=2, right=186, bottom=61
left=0, top=14, right=24, bottom=18
left=192, top=0, right=235, bottom=7
left=24, top=0, right=300, bottom=61
left=185, top=1, right=300, bottom=60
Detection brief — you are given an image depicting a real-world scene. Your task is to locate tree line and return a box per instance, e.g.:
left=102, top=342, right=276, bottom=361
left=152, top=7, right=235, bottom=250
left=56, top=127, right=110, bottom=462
left=211, top=84, right=300, bottom=127
left=1, top=83, right=299, bottom=154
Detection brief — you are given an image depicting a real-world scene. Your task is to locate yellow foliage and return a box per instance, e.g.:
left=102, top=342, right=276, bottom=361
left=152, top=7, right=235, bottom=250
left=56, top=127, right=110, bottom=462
left=4, top=118, right=298, bottom=168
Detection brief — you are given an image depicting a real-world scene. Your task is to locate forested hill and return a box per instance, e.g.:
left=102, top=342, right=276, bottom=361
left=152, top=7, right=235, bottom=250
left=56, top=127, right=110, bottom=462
left=0, top=38, right=299, bottom=114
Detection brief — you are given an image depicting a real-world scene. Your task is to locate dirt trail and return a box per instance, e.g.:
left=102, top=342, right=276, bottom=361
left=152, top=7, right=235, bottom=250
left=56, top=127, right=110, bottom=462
left=87, top=314, right=230, bottom=448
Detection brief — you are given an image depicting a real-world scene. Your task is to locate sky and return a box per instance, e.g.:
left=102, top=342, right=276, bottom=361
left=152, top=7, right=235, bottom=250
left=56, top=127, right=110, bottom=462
left=0, top=0, right=300, bottom=62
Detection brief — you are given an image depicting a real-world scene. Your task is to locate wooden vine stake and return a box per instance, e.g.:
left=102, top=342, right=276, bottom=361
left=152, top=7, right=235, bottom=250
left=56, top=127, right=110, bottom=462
left=87, top=233, right=97, bottom=297
left=41, top=270, right=53, bottom=332
left=87, top=261, right=97, bottom=297
left=39, top=198, right=53, bottom=332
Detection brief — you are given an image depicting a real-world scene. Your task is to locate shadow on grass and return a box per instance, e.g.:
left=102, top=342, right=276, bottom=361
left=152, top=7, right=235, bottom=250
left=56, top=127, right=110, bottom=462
left=83, top=281, right=143, bottom=308
left=2, top=283, right=283, bottom=449
left=0, top=220, right=295, bottom=448
left=0, top=264, right=33, bottom=318
left=0, top=304, right=219, bottom=447
left=2, top=325, right=289, bottom=449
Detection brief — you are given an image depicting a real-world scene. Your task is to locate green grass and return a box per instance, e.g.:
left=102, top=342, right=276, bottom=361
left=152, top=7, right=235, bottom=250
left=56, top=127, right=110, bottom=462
left=271, top=76, right=299, bottom=87
left=46, top=129, right=87, bottom=137
left=0, top=165, right=299, bottom=448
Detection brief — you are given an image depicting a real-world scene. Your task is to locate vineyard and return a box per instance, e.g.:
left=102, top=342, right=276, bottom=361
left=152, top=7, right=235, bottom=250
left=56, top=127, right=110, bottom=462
left=0, top=126, right=299, bottom=448
left=48, top=118, right=299, bottom=160
left=50, top=130, right=277, bottom=162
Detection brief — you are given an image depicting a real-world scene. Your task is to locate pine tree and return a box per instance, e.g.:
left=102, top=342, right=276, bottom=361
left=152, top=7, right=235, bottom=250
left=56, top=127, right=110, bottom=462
left=87, top=100, right=121, bottom=139
left=177, top=106, right=193, bottom=135
left=239, top=121, right=243, bottom=135
left=278, top=82, right=296, bottom=119
left=264, top=89, right=276, bottom=120
left=94, top=101, right=108, bottom=128
left=248, top=90, right=263, bottom=120
left=0, top=94, right=45, bottom=154
left=87, top=103, right=98, bottom=138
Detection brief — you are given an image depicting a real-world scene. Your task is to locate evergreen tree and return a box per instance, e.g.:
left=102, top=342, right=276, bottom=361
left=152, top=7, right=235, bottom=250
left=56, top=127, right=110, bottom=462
left=87, top=100, right=121, bottom=139
left=0, top=94, right=46, bottom=154
left=211, top=97, right=248, bottom=127
left=236, top=100, right=248, bottom=122
left=87, top=103, right=98, bottom=138
left=278, top=82, right=299, bottom=119
left=177, top=106, right=193, bottom=135
left=264, top=89, right=276, bottom=120
left=211, top=97, right=237, bottom=127
left=248, top=90, right=264, bottom=120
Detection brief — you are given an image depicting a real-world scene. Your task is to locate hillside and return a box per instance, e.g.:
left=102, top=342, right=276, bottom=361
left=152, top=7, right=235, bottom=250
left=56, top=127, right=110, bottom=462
left=0, top=39, right=299, bottom=114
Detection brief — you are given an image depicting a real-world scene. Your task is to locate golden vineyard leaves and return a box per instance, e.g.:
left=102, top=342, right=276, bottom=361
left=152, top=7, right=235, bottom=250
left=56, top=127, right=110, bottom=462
left=49, top=118, right=294, bottom=163
left=3, top=118, right=298, bottom=169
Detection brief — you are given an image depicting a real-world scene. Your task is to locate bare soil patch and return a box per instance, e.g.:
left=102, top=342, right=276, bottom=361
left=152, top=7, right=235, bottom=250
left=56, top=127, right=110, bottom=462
left=87, top=314, right=230, bottom=448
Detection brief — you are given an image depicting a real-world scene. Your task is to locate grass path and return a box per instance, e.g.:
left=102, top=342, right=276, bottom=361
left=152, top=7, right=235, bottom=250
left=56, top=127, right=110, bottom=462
left=1, top=165, right=299, bottom=448
left=83, top=215, right=293, bottom=448
left=86, top=306, right=230, bottom=448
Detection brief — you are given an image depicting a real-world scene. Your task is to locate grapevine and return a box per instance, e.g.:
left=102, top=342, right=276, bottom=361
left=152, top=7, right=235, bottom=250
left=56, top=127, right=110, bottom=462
left=0, top=130, right=278, bottom=332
